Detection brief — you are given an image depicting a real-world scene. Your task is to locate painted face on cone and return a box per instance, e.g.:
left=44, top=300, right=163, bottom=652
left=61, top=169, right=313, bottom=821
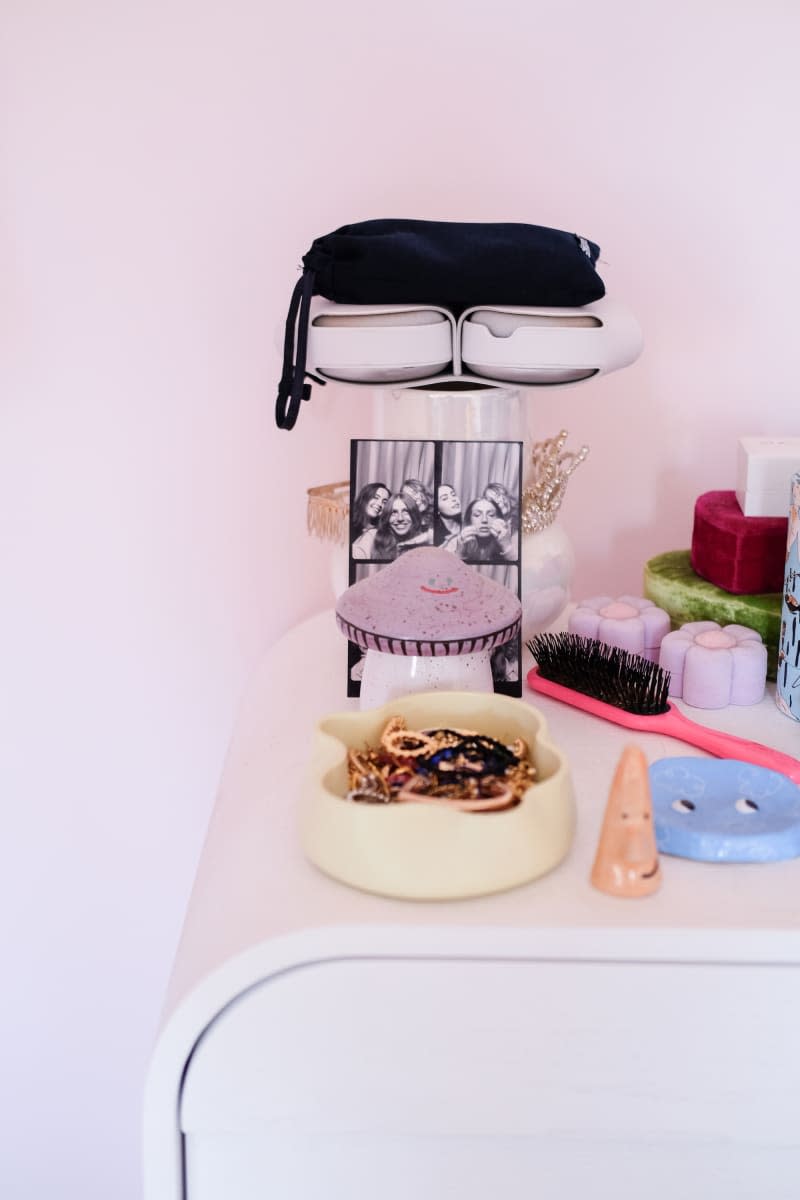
left=591, top=745, right=661, bottom=897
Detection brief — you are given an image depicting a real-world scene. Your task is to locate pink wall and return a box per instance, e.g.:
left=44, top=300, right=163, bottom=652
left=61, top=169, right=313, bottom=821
left=2, top=2, right=799, bottom=1196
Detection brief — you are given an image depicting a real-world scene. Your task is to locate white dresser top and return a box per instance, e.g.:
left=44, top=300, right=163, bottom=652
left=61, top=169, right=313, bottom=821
left=162, top=609, right=800, bottom=1021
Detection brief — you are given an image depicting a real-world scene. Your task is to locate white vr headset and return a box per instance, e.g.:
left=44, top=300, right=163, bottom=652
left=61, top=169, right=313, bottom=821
left=307, top=297, right=643, bottom=388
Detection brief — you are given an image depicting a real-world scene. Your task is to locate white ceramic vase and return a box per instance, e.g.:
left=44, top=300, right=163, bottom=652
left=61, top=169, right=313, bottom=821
left=520, top=521, right=576, bottom=642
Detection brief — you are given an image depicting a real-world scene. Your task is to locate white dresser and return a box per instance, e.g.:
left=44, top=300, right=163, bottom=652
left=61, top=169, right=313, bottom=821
left=144, top=611, right=800, bottom=1200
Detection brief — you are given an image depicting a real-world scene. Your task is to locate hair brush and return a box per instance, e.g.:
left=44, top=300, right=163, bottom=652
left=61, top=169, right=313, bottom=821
left=527, top=632, right=800, bottom=784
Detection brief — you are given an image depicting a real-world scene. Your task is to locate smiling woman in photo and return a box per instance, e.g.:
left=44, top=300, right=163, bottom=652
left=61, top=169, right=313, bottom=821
left=351, top=481, right=390, bottom=559
left=400, top=478, right=433, bottom=533
left=372, top=492, right=432, bottom=560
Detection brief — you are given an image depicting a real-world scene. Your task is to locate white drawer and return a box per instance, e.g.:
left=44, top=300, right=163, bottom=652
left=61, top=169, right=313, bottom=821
left=180, top=955, right=800, bottom=1199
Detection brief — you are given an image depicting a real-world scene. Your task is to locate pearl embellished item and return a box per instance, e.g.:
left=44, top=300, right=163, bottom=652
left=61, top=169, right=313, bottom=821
left=520, top=429, right=586, bottom=640
left=658, top=620, right=768, bottom=708
left=568, top=594, right=671, bottom=662
left=520, top=429, right=588, bottom=534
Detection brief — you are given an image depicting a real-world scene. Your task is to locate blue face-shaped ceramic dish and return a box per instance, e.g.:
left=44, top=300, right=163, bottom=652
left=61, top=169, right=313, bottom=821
left=650, top=757, right=800, bottom=863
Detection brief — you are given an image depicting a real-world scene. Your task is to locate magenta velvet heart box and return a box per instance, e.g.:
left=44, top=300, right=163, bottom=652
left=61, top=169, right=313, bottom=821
left=691, top=491, right=787, bottom=595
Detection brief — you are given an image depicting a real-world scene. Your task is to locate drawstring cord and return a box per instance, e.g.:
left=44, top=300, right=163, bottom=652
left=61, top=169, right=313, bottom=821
left=275, top=267, right=325, bottom=431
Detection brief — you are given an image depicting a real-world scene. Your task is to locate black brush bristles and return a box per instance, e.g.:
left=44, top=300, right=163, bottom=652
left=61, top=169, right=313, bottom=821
left=527, top=633, right=671, bottom=715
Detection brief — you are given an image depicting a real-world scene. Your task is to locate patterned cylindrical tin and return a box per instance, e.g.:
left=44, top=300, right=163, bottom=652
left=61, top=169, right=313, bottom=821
left=776, top=471, right=800, bottom=720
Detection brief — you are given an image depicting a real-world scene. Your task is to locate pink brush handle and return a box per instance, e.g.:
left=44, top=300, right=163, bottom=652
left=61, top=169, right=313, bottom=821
left=655, top=705, right=800, bottom=784
left=527, top=669, right=800, bottom=784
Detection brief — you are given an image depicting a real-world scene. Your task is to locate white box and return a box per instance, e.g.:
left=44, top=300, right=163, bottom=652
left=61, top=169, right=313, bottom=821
left=736, top=436, right=800, bottom=517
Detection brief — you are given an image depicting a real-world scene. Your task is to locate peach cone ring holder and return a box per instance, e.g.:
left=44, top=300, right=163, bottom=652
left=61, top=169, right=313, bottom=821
left=300, top=690, right=575, bottom=900
left=591, top=744, right=662, bottom=898
left=336, top=546, right=521, bottom=709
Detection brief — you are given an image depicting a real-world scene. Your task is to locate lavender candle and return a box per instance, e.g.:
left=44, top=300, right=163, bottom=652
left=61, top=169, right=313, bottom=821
left=568, top=594, right=671, bottom=661
left=658, top=620, right=767, bottom=708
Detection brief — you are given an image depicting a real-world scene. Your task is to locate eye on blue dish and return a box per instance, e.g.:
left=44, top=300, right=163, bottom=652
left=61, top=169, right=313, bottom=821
left=649, top=757, right=800, bottom=863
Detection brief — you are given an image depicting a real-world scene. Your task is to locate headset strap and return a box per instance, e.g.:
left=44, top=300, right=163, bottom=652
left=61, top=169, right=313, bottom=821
left=275, top=267, right=324, bottom=431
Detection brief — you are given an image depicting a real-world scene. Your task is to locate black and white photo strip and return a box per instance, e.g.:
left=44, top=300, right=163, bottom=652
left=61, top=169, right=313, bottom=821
left=347, top=439, right=522, bottom=698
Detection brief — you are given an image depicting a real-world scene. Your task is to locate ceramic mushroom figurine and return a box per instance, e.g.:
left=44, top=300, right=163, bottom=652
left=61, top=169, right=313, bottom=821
left=336, top=546, right=522, bottom=709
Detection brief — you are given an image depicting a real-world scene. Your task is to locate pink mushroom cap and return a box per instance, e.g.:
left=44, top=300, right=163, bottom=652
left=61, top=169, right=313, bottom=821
left=336, top=546, right=521, bottom=657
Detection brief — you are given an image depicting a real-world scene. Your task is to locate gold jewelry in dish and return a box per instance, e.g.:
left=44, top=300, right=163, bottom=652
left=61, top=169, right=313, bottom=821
left=346, top=717, right=536, bottom=812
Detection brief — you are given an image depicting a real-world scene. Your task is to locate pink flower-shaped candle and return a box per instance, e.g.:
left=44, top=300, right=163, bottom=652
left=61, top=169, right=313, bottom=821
left=568, top=594, right=671, bottom=662
left=658, top=620, right=767, bottom=708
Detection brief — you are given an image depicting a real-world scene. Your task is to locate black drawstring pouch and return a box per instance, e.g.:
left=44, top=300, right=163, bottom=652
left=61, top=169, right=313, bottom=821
left=276, top=219, right=605, bottom=431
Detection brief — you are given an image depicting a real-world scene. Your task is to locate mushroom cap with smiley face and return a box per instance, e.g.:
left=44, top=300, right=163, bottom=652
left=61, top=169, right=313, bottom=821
left=420, top=572, right=459, bottom=595
left=335, top=546, right=521, bottom=656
